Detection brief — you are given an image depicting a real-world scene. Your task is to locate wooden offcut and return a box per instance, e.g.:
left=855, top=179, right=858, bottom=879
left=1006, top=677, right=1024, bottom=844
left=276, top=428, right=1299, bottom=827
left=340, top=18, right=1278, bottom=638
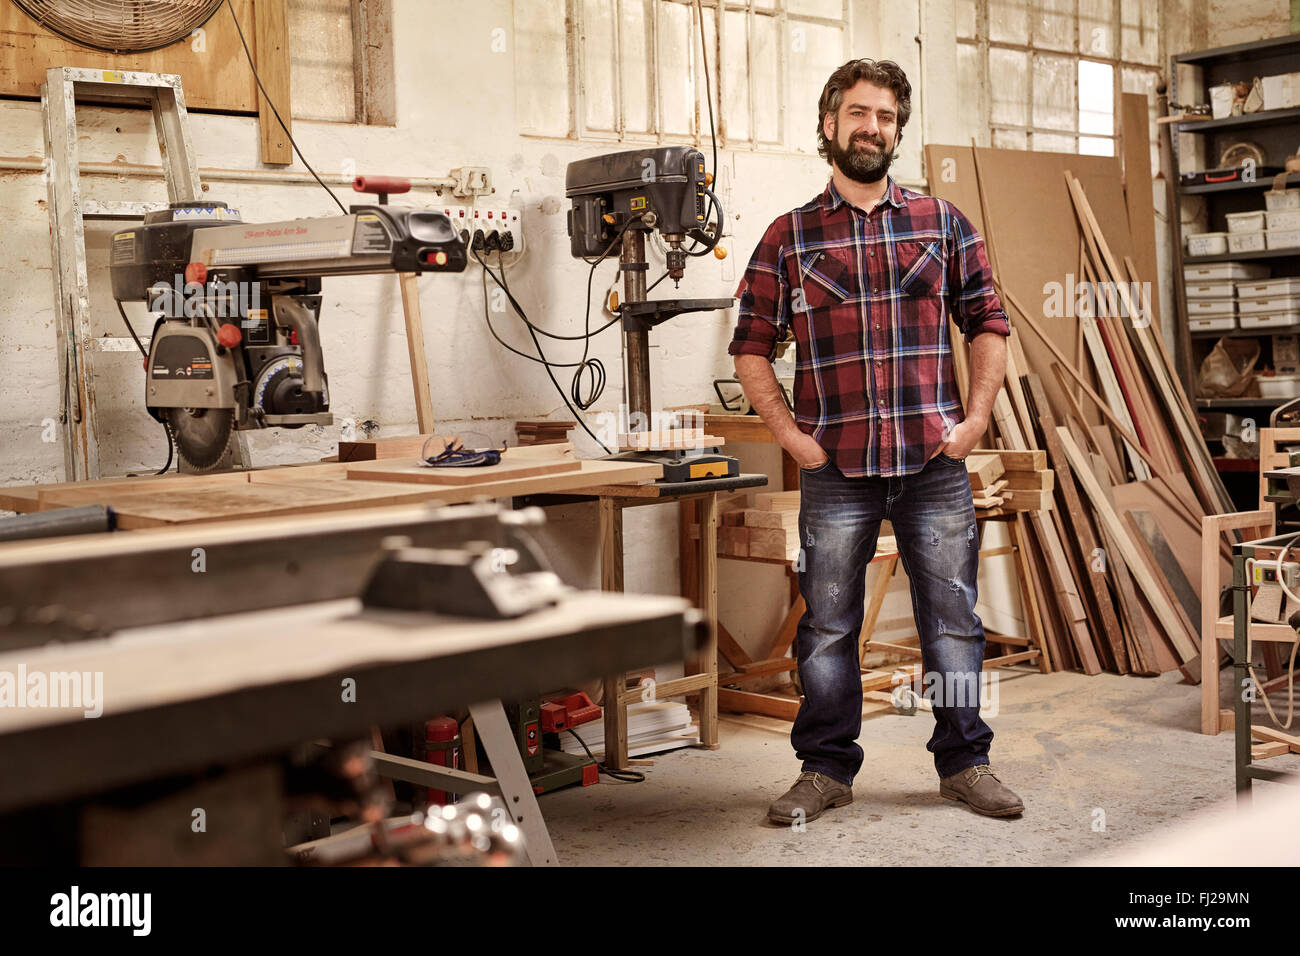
left=252, top=0, right=292, bottom=165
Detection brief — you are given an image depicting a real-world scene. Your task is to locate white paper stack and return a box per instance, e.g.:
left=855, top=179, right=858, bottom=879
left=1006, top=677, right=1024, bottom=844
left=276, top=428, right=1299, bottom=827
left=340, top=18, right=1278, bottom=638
left=559, top=700, right=700, bottom=758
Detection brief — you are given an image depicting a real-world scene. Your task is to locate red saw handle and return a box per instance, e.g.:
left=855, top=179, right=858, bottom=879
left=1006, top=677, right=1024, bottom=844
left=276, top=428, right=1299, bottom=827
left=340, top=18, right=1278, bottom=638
left=353, top=175, right=411, bottom=195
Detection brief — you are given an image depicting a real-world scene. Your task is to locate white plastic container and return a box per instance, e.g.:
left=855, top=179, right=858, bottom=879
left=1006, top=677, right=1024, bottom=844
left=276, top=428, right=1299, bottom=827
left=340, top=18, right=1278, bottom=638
left=1190, top=315, right=1237, bottom=333
left=1187, top=298, right=1237, bottom=316
left=1238, top=294, right=1300, bottom=314
left=1239, top=310, right=1300, bottom=330
left=1267, top=228, right=1300, bottom=250
left=1265, top=189, right=1300, bottom=212
left=1228, top=231, right=1267, bottom=253
left=1185, top=279, right=1236, bottom=298
left=1226, top=210, right=1266, bottom=233
left=1188, top=232, right=1229, bottom=256
left=1267, top=209, right=1300, bottom=231
left=1210, top=84, right=1235, bottom=119
left=1238, top=278, right=1300, bottom=298
left=1185, top=262, right=1270, bottom=281
left=1258, top=372, right=1300, bottom=398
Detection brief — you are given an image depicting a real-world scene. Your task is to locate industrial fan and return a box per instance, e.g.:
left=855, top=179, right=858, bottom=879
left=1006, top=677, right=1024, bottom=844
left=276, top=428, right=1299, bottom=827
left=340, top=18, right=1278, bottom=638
left=10, top=0, right=225, bottom=53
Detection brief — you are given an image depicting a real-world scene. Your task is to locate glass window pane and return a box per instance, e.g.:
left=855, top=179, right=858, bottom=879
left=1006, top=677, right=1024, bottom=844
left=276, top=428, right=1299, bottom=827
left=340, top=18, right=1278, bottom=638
left=956, top=0, right=977, bottom=39
left=993, top=128, right=1028, bottom=150
left=754, top=13, right=782, bottom=144
left=989, top=48, right=1028, bottom=127
left=513, top=0, right=570, bottom=136
left=989, top=0, right=1029, bottom=44
left=1078, top=0, right=1114, bottom=57
left=1121, top=0, right=1159, bottom=65
left=724, top=10, right=750, bottom=142
left=1032, top=0, right=1074, bottom=52
left=1078, top=60, right=1113, bottom=135
left=621, top=0, right=654, bottom=134
left=1033, top=131, right=1076, bottom=153
left=289, top=0, right=355, bottom=123
left=1079, top=136, right=1114, bottom=156
left=583, top=0, right=618, bottom=132
left=1032, top=53, right=1076, bottom=131
left=659, top=0, right=695, bottom=137
left=788, top=0, right=844, bottom=18
left=788, top=21, right=846, bottom=154
left=957, top=42, right=986, bottom=127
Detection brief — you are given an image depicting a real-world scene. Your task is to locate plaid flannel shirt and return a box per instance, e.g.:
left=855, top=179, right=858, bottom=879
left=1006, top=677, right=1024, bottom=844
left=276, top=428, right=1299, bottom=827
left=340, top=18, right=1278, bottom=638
left=728, top=177, right=1010, bottom=478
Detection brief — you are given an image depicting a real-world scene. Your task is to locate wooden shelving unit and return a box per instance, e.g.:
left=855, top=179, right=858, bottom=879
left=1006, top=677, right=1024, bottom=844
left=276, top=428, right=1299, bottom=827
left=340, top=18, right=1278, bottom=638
left=1170, top=33, right=1300, bottom=490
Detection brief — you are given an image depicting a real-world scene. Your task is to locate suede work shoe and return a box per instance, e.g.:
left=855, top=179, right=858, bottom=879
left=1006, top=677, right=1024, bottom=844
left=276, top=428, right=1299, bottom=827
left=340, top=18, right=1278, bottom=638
left=939, top=764, right=1024, bottom=817
left=767, top=771, right=853, bottom=824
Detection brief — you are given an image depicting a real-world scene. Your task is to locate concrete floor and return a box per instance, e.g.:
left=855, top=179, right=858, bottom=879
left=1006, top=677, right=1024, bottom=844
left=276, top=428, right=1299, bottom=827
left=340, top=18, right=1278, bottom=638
left=538, top=665, right=1300, bottom=865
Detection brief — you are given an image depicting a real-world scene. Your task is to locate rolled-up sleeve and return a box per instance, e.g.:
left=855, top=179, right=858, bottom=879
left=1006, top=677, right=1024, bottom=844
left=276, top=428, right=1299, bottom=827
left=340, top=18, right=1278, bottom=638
left=947, top=206, right=1010, bottom=343
left=728, top=219, right=790, bottom=361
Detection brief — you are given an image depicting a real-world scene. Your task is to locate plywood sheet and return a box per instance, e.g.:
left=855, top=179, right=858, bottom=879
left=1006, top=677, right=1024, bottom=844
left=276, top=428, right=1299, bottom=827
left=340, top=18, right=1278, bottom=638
left=345, top=453, right=582, bottom=486
left=929, top=145, right=1135, bottom=436
left=1111, top=475, right=1206, bottom=593
left=24, top=457, right=664, bottom=527
left=0, top=1, right=259, bottom=112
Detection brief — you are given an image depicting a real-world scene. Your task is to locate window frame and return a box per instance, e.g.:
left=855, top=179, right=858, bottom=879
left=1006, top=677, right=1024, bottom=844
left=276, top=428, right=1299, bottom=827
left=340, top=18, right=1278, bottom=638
left=957, top=0, right=1163, bottom=155
left=536, top=0, right=851, bottom=155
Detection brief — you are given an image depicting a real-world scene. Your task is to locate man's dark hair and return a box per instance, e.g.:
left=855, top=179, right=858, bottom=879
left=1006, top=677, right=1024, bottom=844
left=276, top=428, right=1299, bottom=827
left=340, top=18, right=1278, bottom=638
left=816, top=59, right=913, bottom=162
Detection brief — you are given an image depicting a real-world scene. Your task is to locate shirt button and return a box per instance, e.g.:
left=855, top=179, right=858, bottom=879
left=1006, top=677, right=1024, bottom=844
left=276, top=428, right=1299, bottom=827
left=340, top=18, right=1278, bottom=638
left=868, top=251, right=875, bottom=257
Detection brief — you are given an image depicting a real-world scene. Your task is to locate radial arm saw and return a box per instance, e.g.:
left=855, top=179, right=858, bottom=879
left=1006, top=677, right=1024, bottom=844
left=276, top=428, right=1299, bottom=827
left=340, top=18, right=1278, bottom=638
left=108, top=177, right=467, bottom=470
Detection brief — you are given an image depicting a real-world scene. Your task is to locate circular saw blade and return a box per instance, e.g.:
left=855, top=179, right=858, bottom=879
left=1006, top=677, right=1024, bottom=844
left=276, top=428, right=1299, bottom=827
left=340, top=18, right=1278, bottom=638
left=163, top=407, right=235, bottom=471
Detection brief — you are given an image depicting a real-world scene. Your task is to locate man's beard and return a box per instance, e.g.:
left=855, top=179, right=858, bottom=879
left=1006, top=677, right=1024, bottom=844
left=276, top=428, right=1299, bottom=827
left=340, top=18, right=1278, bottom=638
left=829, top=129, right=896, bottom=184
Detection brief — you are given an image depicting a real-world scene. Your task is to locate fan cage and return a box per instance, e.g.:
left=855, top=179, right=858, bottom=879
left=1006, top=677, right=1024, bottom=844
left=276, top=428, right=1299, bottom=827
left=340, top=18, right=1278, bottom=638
left=11, top=0, right=226, bottom=55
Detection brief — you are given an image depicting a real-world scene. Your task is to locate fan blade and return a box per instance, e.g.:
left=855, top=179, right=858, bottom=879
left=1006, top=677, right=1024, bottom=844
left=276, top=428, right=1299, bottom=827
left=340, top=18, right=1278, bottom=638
left=163, top=407, right=235, bottom=472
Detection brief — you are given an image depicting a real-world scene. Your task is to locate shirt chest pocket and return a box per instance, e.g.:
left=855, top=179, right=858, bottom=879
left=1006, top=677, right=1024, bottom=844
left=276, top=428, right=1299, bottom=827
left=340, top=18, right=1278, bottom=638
left=794, top=250, right=854, bottom=313
left=895, top=239, right=946, bottom=298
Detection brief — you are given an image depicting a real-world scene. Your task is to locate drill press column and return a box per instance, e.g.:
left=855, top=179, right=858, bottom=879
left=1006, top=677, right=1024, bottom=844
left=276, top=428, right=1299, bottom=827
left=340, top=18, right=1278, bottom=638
left=620, top=228, right=652, bottom=429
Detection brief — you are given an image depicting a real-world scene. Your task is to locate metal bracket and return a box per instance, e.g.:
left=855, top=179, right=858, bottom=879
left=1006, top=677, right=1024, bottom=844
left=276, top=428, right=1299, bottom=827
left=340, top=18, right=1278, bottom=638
left=451, top=166, right=494, bottom=199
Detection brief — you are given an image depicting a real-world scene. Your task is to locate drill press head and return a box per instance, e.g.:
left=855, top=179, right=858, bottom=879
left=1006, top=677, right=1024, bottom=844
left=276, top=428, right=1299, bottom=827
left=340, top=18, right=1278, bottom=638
left=564, top=146, right=719, bottom=280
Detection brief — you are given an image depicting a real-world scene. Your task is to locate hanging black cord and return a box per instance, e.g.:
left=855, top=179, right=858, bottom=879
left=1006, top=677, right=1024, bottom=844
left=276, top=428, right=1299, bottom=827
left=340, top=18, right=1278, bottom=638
left=474, top=250, right=613, bottom=455
left=497, top=262, right=607, bottom=414
left=693, top=0, right=719, bottom=189
left=117, top=301, right=175, bottom=475
left=564, top=726, right=646, bottom=783
left=224, top=0, right=347, bottom=215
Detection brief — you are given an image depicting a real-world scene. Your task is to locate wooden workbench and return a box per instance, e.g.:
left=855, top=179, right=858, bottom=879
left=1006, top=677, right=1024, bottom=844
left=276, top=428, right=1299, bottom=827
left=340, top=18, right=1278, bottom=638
left=0, top=445, right=663, bottom=528
left=0, top=502, right=700, bottom=865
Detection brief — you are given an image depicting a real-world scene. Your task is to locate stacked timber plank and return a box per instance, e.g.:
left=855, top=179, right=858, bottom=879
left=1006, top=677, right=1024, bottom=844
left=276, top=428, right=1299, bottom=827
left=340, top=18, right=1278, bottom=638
left=717, top=491, right=800, bottom=561
left=966, top=450, right=1054, bottom=511
left=927, top=109, right=1228, bottom=679
left=514, top=420, right=575, bottom=445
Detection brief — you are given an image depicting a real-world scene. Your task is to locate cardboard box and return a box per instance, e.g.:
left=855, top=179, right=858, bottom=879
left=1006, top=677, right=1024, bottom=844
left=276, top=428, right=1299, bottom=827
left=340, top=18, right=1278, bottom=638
left=1262, top=72, right=1300, bottom=110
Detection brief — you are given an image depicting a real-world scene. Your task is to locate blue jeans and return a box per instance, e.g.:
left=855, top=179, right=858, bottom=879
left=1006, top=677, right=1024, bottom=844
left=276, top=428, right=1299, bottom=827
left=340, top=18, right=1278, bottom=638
left=791, top=453, right=993, bottom=784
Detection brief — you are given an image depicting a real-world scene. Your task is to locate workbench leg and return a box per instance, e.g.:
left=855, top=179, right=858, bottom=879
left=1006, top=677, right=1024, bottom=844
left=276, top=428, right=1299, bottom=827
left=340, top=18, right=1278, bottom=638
left=694, top=492, right=719, bottom=749
left=1233, top=557, right=1251, bottom=802
left=599, top=497, right=630, bottom=771
left=468, top=700, right=558, bottom=867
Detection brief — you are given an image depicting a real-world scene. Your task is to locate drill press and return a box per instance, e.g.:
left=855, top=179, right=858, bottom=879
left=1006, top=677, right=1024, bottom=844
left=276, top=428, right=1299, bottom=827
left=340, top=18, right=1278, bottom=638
left=565, top=146, right=739, bottom=482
